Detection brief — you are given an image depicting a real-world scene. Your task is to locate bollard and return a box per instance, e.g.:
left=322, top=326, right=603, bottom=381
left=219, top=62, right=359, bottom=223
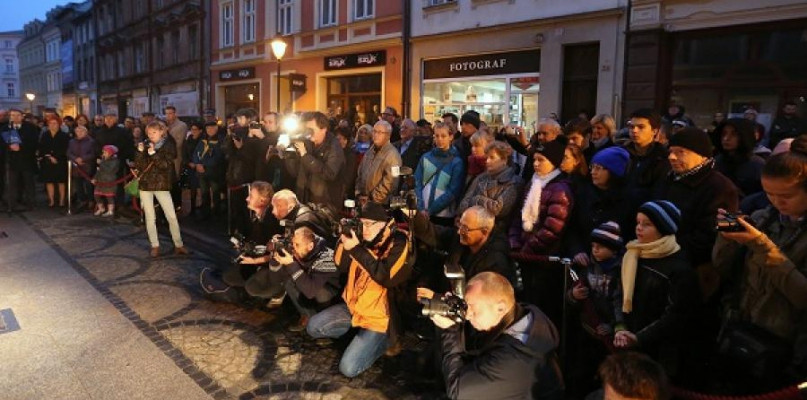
left=66, top=161, right=72, bottom=215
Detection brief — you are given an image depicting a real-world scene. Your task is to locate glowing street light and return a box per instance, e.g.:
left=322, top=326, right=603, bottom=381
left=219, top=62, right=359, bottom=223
left=25, top=93, right=35, bottom=113
left=271, top=38, right=287, bottom=114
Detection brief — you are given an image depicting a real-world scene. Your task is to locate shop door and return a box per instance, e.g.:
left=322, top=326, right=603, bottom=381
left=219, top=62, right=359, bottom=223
left=225, top=83, right=260, bottom=117
left=561, top=43, right=600, bottom=124
left=327, top=74, right=381, bottom=127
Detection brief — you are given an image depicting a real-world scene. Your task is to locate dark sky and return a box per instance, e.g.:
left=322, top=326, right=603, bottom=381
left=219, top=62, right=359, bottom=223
left=0, top=1, right=71, bottom=33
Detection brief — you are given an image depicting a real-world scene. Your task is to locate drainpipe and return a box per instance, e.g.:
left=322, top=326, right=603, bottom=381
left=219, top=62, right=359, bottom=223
left=401, top=0, right=411, bottom=118
left=620, top=0, right=632, bottom=122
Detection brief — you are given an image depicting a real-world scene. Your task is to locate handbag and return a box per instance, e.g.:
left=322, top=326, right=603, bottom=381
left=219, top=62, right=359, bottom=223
left=125, top=161, right=155, bottom=198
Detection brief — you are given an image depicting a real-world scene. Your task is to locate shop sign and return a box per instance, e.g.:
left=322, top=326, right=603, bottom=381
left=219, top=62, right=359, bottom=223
left=324, top=50, right=386, bottom=70
left=289, top=74, right=307, bottom=94
left=424, top=49, right=541, bottom=79
left=219, top=67, right=255, bottom=81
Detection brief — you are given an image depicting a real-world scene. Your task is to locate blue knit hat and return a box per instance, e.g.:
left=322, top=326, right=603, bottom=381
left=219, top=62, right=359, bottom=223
left=638, top=200, right=681, bottom=236
left=591, top=221, right=624, bottom=251
left=591, top=147, right=630, bottom=178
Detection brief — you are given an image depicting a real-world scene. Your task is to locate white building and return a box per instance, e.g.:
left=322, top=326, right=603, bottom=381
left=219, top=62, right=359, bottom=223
left=0, top=30, right=24, bottom=111
left=410, top=0, right=628, bottom=130
left=18, top=20, right=46, bottom=114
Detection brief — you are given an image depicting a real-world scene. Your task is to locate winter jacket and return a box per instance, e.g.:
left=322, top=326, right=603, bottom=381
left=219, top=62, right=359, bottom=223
left=769, top=115, right=807, bottom=149
left=509, top=174, right=574, bottom=255
left=713, top=206, right=807, bottom=346
left=615, top=251, right=700, bottom=355
left=440, top=304, right=564, bottom=400
left=192, top=137, right=225, bottom=180
left=183, top=135, right=201, bottom=170
left=623, top=142, right=670, bottom=207
left=355, top=141, right=402, bottom=204
left=67, top=135, right=97, bottom=177
left=335, top=230, right=411, bottom=335
left=95, top=124, right=133, bottom=163
left=166, top=119, right=188, bottom=176
left=1, top=122, right=39, bottom=171
left=447, top=231, right=516, bottom=286
left=458, top=165, right=523, bottom=232
left=654, top=161, right=739, bottom=266
left=395, top=136, right=427, bottom=173
left=566, top=255, right=623, bottom=333
left=94, top=157, right=120, bottom=185
left=566, top=182, right=634, bottom=256
left=415, top=147, right=465, bottom=217
left=286, top=203, right=337, bottom=246
left=714, top=118, right=766, bottom=197
left=283, top=236, right=341, bottom=302
left=342, top=145, right=357, bottom=200
left=134, top=138, right=177, bottom=192
left=284, top=132, right=345, bottom=213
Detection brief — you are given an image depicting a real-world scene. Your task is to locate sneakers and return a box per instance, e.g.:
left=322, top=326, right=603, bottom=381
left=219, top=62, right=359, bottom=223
left=288, top=315, right=310, bottom=332
left=101, top=210, right=114, bottom=217
left=94, top=207, right=105, bottom=216
left=174, top=246, right=190, bottom=255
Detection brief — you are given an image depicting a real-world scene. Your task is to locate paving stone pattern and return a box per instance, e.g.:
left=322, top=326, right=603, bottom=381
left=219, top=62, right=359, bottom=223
left=23, top=211, right=442, bottom=400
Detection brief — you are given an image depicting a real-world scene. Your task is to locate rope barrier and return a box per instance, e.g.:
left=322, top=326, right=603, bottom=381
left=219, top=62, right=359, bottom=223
left=70, top=161, right=133, bottom=186
left=671, top=383, right=806, bottom=400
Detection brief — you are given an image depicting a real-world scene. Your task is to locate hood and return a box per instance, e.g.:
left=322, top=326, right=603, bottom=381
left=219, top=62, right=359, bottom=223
left=715, top=118, right=756, bottom=157
left=505, top=304, right=560, bottom=356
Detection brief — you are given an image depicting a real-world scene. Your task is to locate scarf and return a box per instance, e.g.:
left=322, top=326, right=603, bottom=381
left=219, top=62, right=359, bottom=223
left=151, top=137, right=166, bottom=150
left=467, top=155, right=487, bottom=177
left=521, top=169, right=561, bottom=232
left=621, top=235, right=680, bottom=313
left=200, top=138, right=218, bottom=159
left=672, top=157, right=713, bottom=181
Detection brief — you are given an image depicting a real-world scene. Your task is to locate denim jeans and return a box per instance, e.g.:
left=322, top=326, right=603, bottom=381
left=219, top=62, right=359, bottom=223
left=307, top=303, right=389, bottom=377
left=199, top=176, right=221, bottom=213
left=141, top=190, right=184, bottom=248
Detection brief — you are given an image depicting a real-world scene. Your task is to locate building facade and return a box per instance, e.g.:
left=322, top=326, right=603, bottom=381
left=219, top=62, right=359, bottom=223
left=18, top=20, right=47, bottom=114
left=210, top=0, right=404, bottom=124
left=624, top=0, right=807, bottom=129
left=410, top=0, right=627, bottom=132
left=95, top=0, right=211, bottom=118
left=0, top=30, right=24, bottom=111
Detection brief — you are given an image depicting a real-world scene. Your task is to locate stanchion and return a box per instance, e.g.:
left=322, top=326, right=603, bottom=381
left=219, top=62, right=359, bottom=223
left=66, top=160, right=72, bottom=215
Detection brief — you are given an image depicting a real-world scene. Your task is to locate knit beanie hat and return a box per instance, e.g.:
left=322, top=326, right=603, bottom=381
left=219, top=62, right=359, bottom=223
left=669, top=127, right=713, bottom=158
left=591, top=221, right=624, bottom=251
left=360, top=201, right=389, bottom=222
left=591, top=146, right=630, bottom=178
left=637, top=200, right=681, bottom=236
left=102, top=145, right=118, bottom=156
left=536, top=136, right=568, bottom=168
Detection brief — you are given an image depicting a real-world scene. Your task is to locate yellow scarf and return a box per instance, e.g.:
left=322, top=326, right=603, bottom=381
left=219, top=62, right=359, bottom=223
left=621, top=235, right=680, bottom=313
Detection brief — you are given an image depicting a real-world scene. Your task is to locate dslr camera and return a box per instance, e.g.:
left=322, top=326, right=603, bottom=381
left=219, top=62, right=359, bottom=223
left=389, top=166, right=418, bottom=211
left=272, top=219, right=294, bottom=254
left=230, top=232, right=267, bottom=263
left=420, top=263, right=468, bottom=323
left=716, top=212, right=748, bottom=232
left=338, top=199, right=362, bottom=238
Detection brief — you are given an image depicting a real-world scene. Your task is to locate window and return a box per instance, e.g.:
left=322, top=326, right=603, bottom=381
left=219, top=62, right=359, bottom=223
left=46, top=40, right=59, bottom=62
left=156, top=36, right=165, bottom=68
left=278, top=0, right=293, bottom=35
left=221, top=2, right=234, bottom=47
left=426, top=0, right=455, bottom=6
left=7, top=83, right=14, bottom=97
left=135, top=43, right=144, bottom=73
left=117, top=50, right=126, bottom=77
left=354, top=0, right=373, bottom=20
left=242, top=0, right=256, bottom=43
left=172, top=31, right=180, bottom=64
left=4, top=40, right=11, bottom=49
left=188, top=25, right=198, bottom=59
left=88, top=56, right=94, bottom=82
left=5, top=59, right=12, bottom=73
left=319, top=0, right=337, bottom=27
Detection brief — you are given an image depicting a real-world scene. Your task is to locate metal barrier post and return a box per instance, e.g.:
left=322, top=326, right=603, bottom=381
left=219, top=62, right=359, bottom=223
left=227, top=186, right=232, bottom=235
left=66, top=161, right=72, bottom=215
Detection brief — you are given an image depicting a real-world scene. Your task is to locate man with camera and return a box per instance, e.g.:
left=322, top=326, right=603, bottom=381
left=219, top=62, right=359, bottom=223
left=270, top=189, right=336, bottom=245
left=284, top=111, right=345, bottom=214
left=426, top=272, right=564, bottom=399
left=355, top=120, right=402, bottom=205
left=306, top=201, right=412, bottom=378
left=223, top=108, right=263, bottom=233
left=244, top=226, right=341, bottom=331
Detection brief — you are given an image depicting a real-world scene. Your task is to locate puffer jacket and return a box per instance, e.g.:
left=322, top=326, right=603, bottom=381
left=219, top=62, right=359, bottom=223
left=355, top=141, right=402, bottom=204
left=713, top=206, right=807, bottom=345
left=334, top=229, right=411, bottom=336
left=509, top=173, right=574, bottom=255
left=458, top=165, right=523, bottom=232
left=134, top=138, right=177, bottom=192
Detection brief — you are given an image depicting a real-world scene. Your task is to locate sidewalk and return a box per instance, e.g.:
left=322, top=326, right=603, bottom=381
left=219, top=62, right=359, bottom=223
left=0, top=214, right=212, bottom=400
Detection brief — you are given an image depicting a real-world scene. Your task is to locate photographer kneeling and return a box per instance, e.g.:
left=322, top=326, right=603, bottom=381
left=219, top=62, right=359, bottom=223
left=426, top=272, right=563, bottom=400
left=245, top=226, right=341, bottom=331
left=306, top=201, right=412, bottom=378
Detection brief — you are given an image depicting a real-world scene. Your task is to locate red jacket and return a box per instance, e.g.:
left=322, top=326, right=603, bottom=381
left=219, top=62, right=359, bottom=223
left=509, top=174, right=574, bottom=255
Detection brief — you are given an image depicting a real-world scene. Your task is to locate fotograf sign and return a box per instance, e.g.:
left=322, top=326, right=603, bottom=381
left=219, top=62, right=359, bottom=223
left=219, top=67, right=255, bottom=81
left=423, top=49, right=541, bottom=79
left=324, top=50, right=386, bottom=70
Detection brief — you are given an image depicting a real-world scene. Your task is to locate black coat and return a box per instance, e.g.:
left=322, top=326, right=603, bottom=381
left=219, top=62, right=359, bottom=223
left=567, top=182, right=635, bottom=256
left=654, top=163, right=739, bottom=266
left=223, top=127, right=257, bottom=185
left=394, top=137, right=427, bottom=173
left=448, top=231, right=516, bottom=286
left=37, top=130, right=70, bottom=183
left=284, top=133, right=345, bottom=213
left=440, top=304, right=564, bottom=400
left=1, top=122, right=39, bottom=171
left=623, top=142, right=670, bottom=207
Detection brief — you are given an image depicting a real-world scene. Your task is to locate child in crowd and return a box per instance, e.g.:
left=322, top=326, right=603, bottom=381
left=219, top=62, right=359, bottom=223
left=93, top=145, right=120, bottom=217
left=566, top=221, right=624, bottom=397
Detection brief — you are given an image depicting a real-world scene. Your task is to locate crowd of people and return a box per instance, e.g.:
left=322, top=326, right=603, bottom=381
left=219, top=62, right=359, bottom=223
left=2, top=100, right=807, bottom=399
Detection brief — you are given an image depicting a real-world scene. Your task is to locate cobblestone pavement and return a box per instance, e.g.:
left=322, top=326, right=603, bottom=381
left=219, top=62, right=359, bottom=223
left=22, top=209, right=443, bottom=400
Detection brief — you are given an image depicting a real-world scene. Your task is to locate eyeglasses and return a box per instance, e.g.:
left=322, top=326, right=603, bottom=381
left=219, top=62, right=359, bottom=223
left=456, top=222, right=484, bottom=235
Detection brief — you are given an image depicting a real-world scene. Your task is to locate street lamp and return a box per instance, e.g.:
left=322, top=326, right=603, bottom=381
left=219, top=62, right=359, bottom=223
left=271, top=38, right=287, bottom=114
left=25, top=93, right=35, bottom=113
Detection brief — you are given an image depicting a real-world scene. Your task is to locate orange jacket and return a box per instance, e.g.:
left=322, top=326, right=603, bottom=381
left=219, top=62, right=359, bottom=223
left=335, top=230, right=411, bottom=333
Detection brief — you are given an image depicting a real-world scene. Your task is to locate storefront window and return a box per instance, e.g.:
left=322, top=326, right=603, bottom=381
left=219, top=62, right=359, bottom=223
left=225, top=83, right=259, bottom=117
left=423, top=76, right=539, bottom=134
left=327, top=73, right=381, bottom=126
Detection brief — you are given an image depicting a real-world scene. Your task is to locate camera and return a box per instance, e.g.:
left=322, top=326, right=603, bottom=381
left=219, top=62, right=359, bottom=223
left=230, top=232, right=267, bottom=263
left=716, top=212, right=748, bottom=232
left=420, top=293, right=467, bottom=324
left=272, top=219, right=294, bottom=254
left=389, top=166, right=418, bottom=211
left=337, top=199, right=362, bottom=238
left=249, top=121, right=262, bottom=130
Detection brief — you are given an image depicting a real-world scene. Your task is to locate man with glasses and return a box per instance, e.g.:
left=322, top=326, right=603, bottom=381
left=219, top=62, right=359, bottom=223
left=355, top=120, right=402, bottom=205
left=451, top=205, right=516, bottom=285
left=380, top=106, right=401, bottom=143
left=394, top=118, right=425, bottom=173
left=306, top=201, right=412, bottom=377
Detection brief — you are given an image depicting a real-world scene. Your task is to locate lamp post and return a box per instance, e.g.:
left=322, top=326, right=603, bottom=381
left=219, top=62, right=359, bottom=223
left=271, top=38, right=287, bottom=114
left=25, top=93, right=35, bottom=114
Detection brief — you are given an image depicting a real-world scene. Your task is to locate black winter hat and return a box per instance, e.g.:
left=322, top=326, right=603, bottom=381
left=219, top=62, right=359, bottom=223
left=360, top=201, right=390, bottom=222
left=669, top=127, right=714, bottom=158
left=536, top=136, right=569, bottom=169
